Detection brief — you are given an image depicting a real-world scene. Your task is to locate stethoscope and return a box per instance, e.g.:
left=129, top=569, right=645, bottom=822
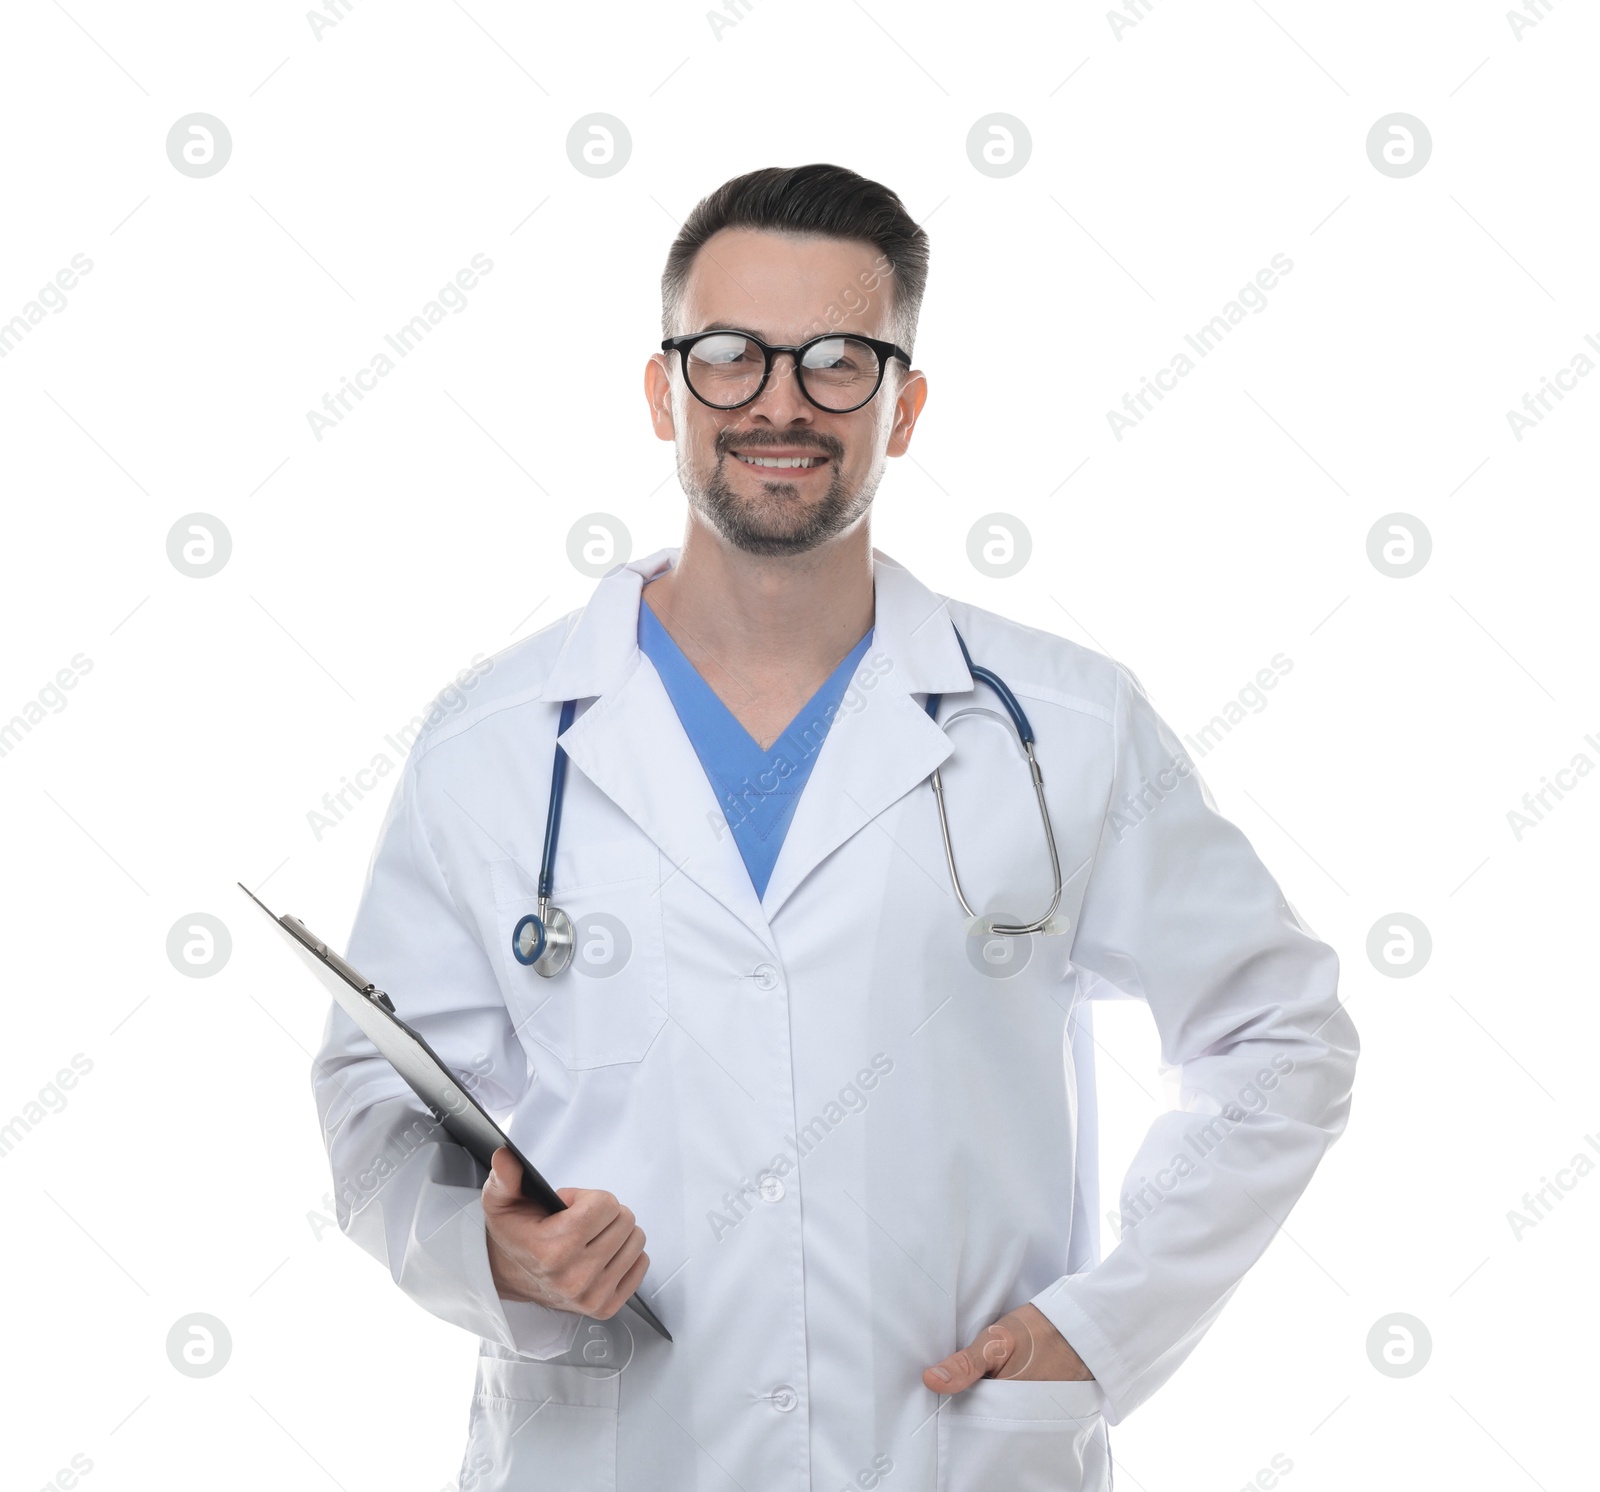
left=511, top=699, right=580, bottom=977
left=510, top=626, right=1065, bottom=977
left=924, top=626, right=1064, bottom=936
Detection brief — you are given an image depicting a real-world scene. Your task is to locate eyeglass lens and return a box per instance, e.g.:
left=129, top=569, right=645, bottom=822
left=683, top=334, right=883, bottom=411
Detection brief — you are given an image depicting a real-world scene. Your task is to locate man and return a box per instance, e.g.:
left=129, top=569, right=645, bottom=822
left=312, top=163, right=1358, bottom=1492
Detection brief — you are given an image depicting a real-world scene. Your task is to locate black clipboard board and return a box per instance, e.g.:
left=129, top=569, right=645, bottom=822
left=239, top=882, right=671, bottom=1342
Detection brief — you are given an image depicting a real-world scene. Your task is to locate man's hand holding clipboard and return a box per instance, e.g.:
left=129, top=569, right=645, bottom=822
left=239, top=882, right=672, bottom=1343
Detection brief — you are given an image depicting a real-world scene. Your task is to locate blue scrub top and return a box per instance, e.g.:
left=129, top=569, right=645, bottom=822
left=637, top=595, right=874, bottom=900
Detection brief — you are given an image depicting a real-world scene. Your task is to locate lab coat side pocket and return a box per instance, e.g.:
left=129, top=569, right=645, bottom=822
left=462, top=1352, right=619, bottom=1492
left=937, top=1377, right=1107, bottom=1492
left=487, top=854, right=669, bottom=1071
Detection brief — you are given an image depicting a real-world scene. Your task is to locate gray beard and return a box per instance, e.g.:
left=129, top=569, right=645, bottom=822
left=689, top=453, right=876, bottom=557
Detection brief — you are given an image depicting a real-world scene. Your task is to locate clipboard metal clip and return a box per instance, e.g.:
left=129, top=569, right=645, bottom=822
left=236, top=883, right=396, bottom=1013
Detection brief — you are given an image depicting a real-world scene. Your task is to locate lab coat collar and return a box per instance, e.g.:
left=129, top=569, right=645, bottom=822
left=534, top=545, right=974, bottom=935
left=533, top=551, right=674, bottom=705
left=534, top=546, right=972, bottom=703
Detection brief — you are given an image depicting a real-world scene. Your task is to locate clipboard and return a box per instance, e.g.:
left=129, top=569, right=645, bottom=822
left=238, top=881, right=672, bottom=1343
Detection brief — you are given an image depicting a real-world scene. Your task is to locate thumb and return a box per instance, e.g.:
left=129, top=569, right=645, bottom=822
left=482, top=1147, right=523, bottom=1211
left=923, top=1320, right=1016, bottom=1395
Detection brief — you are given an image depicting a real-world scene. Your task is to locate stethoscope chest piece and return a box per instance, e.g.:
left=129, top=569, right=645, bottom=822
left=512, top=902, right=576, bottom=978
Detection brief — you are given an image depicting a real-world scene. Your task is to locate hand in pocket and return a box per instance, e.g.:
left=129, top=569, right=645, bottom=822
left=924, top=1303, right=1093, bottom=1393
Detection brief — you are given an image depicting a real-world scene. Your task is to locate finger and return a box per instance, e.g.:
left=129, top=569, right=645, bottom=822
left=483, top=1148, right=523, bottom=1212
left=923, top=1323, right=1015, bottom=1395
left=491, top=1147, right=521, bottom=1186
left=603, top=1224, right=647, bottom=1284
left=600, top=1247, right=652, bottom=1319
left=589, top=1232, right=648, bottom=1317
left=579, top=1216, right=644, bottom=1304
left=922, top=1346, right=982, bottom=1394
left=500, top=1194, right=621, bottom=1300
left=992, top=1313, right=1044, bottom=1379
left=554, top=1190, right=623, bottom=1248
left=585, top=1204, right=638, bottom=1265
left=971, top=1321, right=1016, bottom=1378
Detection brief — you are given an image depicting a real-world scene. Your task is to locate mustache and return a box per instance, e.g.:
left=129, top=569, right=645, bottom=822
left=716, top=430, right=843, bottom=460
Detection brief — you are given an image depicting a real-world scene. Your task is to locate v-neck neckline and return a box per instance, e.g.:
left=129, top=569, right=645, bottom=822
left=638, top=594, right=872, bottom=759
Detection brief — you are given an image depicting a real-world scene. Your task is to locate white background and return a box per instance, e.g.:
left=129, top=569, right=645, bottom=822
left=2, top=1, right=1595, bottom=1488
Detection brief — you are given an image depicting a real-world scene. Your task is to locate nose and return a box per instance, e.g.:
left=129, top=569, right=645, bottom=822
left=744, top=349, right=815, bottom=425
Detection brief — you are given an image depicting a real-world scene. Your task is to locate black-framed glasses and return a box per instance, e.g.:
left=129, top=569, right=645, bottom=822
left=661, top=329, right=912, bottom=414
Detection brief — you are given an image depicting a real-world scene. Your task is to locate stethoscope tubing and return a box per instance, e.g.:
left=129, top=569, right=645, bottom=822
left=520, top=623, right=1065, bottom=974
left=924, top=627, right=1065, bottom=936
left=511, top=699, right=578, bottom=974
left=540, top=699, right=578, bottom=903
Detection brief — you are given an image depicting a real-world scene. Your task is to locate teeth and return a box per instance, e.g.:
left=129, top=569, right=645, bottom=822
left=735, top=453, right=824, bottom=468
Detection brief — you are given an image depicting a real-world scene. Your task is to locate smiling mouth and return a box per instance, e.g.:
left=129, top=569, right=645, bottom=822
left=731, top=452, right=829, bottom=470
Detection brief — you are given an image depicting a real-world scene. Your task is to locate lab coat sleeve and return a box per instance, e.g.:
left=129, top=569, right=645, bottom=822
left=1029, top=663, right=1358, bottom=1424
left=309, top=739, right=583, bottom=1362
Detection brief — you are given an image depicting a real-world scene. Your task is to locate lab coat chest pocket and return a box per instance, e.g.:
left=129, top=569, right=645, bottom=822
left=937, top=1378, right=1107, bottom=1492
left=487, top=850, right=668, bottom=1070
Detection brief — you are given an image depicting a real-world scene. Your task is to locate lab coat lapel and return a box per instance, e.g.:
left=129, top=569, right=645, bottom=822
left=561, top=655, right=776, bottom=949
left=537, top=551, right=775, bottom=951
left=758, top=552, right=973, bottom=921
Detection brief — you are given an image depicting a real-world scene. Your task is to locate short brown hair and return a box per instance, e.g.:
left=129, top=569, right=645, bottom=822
left=660, top=163, right=930, bottom=355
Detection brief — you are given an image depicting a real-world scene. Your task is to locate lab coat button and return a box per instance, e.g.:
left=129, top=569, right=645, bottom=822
left=759, top=1174, right=785, bottom=1202
left=768, top=1384, right=798, bottom=1412
left=751, top=963, right=779, bottom=991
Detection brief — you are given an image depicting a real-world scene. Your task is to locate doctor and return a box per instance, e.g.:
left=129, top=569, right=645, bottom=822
left=312, top=162, right=1358, bottom=1492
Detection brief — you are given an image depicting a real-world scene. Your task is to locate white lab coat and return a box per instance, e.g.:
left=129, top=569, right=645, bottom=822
left=312, top=547, right=1358, bottom=1492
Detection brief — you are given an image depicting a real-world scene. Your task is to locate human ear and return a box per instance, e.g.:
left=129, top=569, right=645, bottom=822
left=644, top=354, right=676, bottom=442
